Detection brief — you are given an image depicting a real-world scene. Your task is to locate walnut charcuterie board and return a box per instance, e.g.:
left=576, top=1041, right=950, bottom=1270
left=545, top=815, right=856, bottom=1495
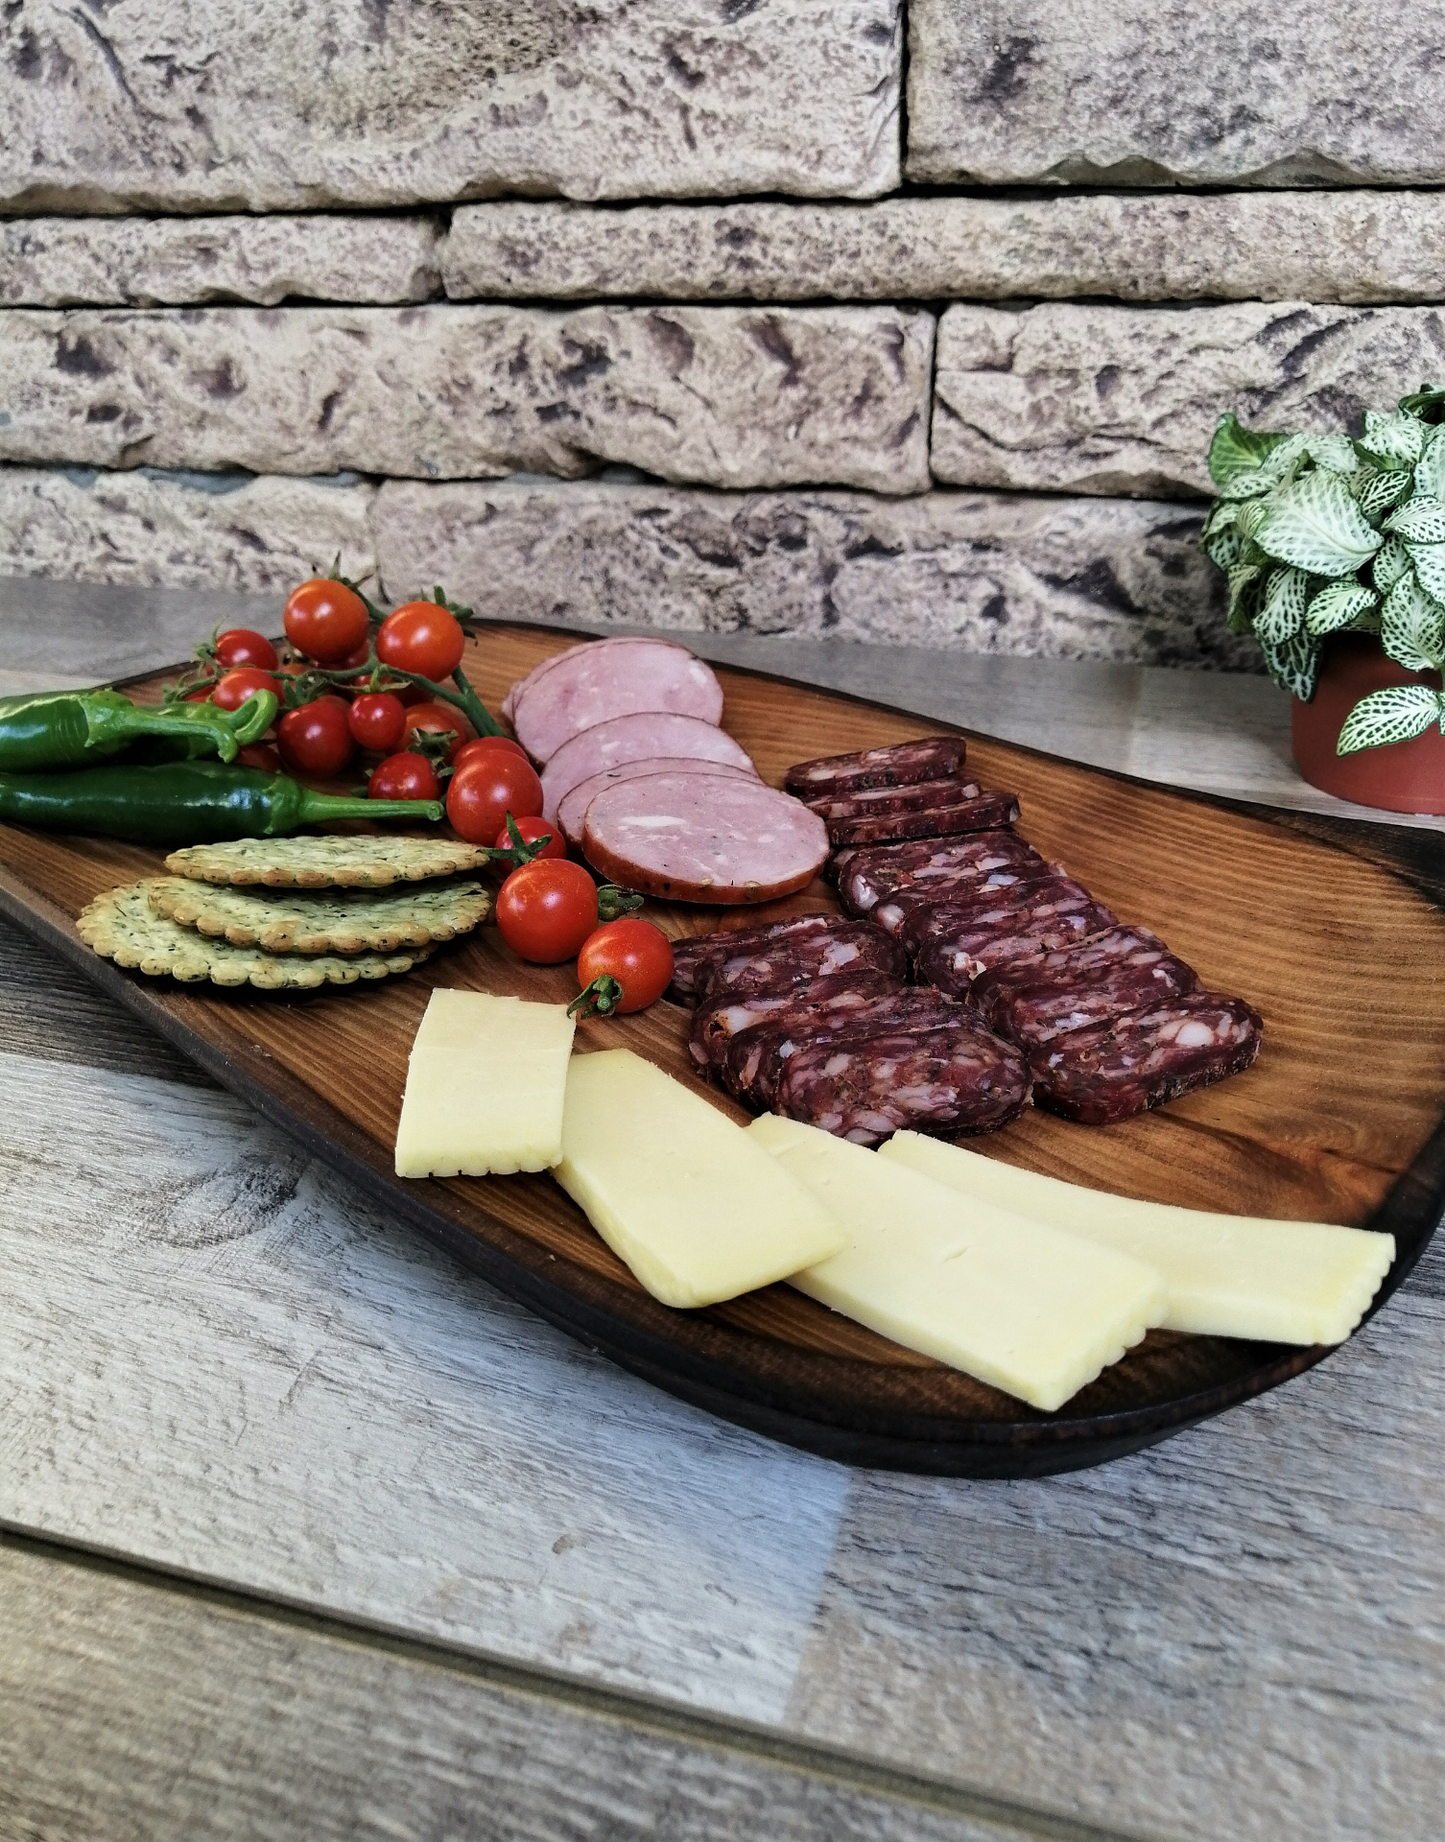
left=3, top=621, right=1444, bottom=1478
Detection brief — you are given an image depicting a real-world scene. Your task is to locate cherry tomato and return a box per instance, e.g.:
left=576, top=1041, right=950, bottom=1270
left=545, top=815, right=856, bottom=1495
left=368, top=752, right=440, bottom=802
left=494, top=813, right=566, bottom=860
left=283, top=578, right=370, bottom=665
left=214, top=628, right=279, bottom=672
left=236, top=742, right=282, bottom=774
left=277, top=695, right=354, bottom=778
left=377, top=601, right=466, bottom=681
left=348, top=691, right=407, bottom=753
left=577, top=919, right=674, bottom=1014
left=446, top=753, right=544, bottom=844
left=211, top=666, right=281, bottom=712
left=452, top=735, right=531, bottom=774
left=401, top=701, right=473, bottom=754
left=496, top=860, right=600, bottom=964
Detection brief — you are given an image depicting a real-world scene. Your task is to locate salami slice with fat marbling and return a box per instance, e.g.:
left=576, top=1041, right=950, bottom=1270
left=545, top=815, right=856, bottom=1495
left=784, top=737, right=965, bottom=799
left=774, top=1024, right=1031, bottom=1145
left=837, top=831, right=1040, bottom=916
left=825, top=789, right=1021, bottom=849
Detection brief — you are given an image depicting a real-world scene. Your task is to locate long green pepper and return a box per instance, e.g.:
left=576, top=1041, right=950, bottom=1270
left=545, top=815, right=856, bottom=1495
left=0, top=759, right=442, bottom=846
left=0, top=687, right=279, bottom=771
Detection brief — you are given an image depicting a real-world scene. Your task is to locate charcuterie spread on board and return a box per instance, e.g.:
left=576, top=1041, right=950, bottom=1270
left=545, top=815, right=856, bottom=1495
left=0, top=579, right=1437, bottom=1472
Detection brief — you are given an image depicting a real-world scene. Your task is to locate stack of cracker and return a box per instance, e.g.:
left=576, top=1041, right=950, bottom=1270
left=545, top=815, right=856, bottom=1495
left=77, top=837, right=494, bottom=991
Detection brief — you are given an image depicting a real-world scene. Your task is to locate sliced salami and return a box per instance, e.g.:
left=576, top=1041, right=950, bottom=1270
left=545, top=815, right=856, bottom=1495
left=893, top=872, right=1093, bottom=959
left=557, top=756, right=757, bottom=848
left=514, top=641, right=724, bottom=765
left=836, top=831, right=1040, bottom=915
left=915, top=899, right=1119, bottom=996
left=726, top=986, right=970, bottom=1108
left=971, top=926, right=1198, bottom=1041
left=826, top=789, right=1021, bottom=849
left=774, top=1023, right=1032, bottom=1145
left=1028, top=991, right=1263, bottom=1125
left=583, top=771, right=830, bottom=906
left=784, top=736, right=965, bottom=799
left=540, top=713, right=755, bottom=823
left=667, top=913, right=859, bottom=1003
left=688, top=970, right=904, bottom=1073
left=872, top=863, right=1063, bottom=940
left=804, top=778, right=982, bottom=822
left=687, top=914, right=905, bottom=1004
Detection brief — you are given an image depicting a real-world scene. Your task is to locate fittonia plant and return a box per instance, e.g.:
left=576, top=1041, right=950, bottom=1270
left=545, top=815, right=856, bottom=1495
left=1201, top=386, right=1445, bottom=753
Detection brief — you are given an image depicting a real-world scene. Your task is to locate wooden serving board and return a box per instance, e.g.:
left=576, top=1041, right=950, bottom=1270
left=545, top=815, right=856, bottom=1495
left=3, top=622, right=1444, bottom=1478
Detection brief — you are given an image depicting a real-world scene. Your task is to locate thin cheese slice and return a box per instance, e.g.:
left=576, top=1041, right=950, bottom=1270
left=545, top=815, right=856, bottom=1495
left=880, top=1131, right=1396, bottom=1346
left=554, top=1048, right=846, bottom=1308
left=395, top=991, right=575, bottom=1178
left=749, top=1114, right=1165, bottom=1412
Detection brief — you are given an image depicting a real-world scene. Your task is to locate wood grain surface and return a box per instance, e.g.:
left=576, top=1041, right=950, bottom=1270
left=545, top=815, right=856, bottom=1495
left=1, top=619, right=1443, bottom=1477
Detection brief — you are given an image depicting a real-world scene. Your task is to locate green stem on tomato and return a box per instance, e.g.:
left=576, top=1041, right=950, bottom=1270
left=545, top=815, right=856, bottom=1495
left=568, top=976, right=624, bottom=1020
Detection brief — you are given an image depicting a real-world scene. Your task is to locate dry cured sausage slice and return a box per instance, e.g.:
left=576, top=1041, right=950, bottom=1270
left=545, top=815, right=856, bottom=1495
left=915, top=900, right=1119, bottom=996
left=557, top=756, right=757, bottom=848
left=582, top=771, right=829, bottom=906
left=835, top=831, right=1040, bottom=915
left=540, top=713, right=754, bottom=822
left=784, top=737, right=965, bottom=799
left=971, top=926, right=1199, bottom=1042
left=514, top=642, right=725, bottom=765
left=688, top=915, right=906, bottom=1004
left=892, top=872, right=1094, bottom=959
left=1027, top=992, right=1263, bottom=1125
left=667, top=913, right=859, bottom=1002
left=688, top=970, right=904, bottom=1072
left=872, top=863, right=1064, bottom=940
left=725, top=987, right=969, bottom=1108
left=825, top=789, right=1021, bottom=849
left=773, top=1024, right=1032, bottom=1145
left=804, top=778, right=981, bottom=822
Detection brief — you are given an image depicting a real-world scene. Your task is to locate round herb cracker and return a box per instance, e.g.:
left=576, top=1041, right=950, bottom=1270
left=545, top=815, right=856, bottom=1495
left=164, top=835, right=492, bottom=889
left=146, top=875, right=491, bottom=955
left=78, top=881, right=434, bottom=989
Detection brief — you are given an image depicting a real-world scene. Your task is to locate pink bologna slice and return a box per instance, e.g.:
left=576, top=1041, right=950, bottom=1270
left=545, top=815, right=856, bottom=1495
left=583, top=771, right=829, bottom=905
left=513, top=639, right=724, bottom=764
left=501, top=636, right=693, bottom=725
left=540, top=712, right=755, bottom=823
left=558, top=755, right=758, bottom=848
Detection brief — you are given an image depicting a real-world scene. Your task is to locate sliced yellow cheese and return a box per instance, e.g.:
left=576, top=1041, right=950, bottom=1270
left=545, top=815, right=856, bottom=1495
left=395, top=990, right=575, bottom=1178
left=554, top=1048, right=846, bottom=1309
left=749, top=1114, right=1166, bottom=1412
left=880, top=1131, right=1396, bottom=1346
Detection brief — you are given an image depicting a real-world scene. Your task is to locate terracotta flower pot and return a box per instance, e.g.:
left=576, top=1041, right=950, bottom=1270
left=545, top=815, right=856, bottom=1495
left=1292, top=634, right=1445, bottom=815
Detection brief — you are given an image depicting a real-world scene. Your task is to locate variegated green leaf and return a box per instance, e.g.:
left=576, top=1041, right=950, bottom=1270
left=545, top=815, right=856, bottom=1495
left=1407, top=540, right=1445, bottom=603
left=1398, top=383, right=1445, bottom=421
left=1373, top=534, right=1411, bottom=592
left=1234, top=498, right=1272, bottom=543
left=1259, top=630, right=1320, bottom=702
left=1304, top=580, right=1378, bottom=635
left=1221, top=466, right=1285, bottom=502
left=1380, top=574, right=1445, bottom=672
left=1414, top=426, right=1445, bottom=500
left=1255, top=470, right=1383, bottom=576
left=1336, top=684, right=1443, bottom=754
left=1207, top=413, right=1292, bottom=488
left=1255, top=567, right=1309, bottom=643
left=1226, top=562, right=1263, bottom=633
left=1385, top=497, right=1445, bottom=544
left=1354, top=466, right=1413, bottom=519
left=1360, top=409, right=1425, bottom=467
left=1203, top=527, right=1245, bottom=569
left=1201, top=499, right=1238, bottom=539
left=1303, top=432, right=1359, bottom=474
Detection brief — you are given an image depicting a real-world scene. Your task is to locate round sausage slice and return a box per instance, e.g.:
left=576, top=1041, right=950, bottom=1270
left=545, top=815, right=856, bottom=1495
left=513, top=640, right=724, bottom=764
left=502, top=636, right=693, bottom=725
left=557, top=755, right=758, bottom=848
left=540, top=712, right=755, bottom=822
left=583, top=771, right=829, bottom=905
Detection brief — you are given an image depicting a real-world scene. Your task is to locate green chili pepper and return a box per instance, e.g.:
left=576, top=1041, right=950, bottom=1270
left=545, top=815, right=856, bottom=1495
left=0, top=759, right=442, bottom=846
left=0, top=687, right=278, bottom=772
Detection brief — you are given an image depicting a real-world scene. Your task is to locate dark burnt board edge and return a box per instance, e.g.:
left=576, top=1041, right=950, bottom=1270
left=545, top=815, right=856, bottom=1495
left=0, top=642, right=1436, bottom=1476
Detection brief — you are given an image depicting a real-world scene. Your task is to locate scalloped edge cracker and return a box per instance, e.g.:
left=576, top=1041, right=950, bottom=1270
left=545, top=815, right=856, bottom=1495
left=78, top=882, right=433, bottom=989
left=164, top=835, right=491, bottom=889
left=146, top=875, right=491, bottom=955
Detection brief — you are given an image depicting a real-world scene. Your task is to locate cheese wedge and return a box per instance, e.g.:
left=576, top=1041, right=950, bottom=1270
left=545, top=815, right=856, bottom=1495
left=749, top=1114, right=1166, bottom=1412
left=395, top=990, right=575, bottom=1178
left=554, top=1049, right=846, bottom=1308
left=880, top=1131, right=1396, bottom=1346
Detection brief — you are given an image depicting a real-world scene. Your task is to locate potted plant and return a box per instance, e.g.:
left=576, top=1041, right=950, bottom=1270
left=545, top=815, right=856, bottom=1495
left=1201, top=387, right=1445, bottom=815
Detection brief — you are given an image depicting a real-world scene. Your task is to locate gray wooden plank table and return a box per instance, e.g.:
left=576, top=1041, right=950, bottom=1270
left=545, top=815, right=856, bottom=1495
left=1, top=576, right=1441, bottom=1842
